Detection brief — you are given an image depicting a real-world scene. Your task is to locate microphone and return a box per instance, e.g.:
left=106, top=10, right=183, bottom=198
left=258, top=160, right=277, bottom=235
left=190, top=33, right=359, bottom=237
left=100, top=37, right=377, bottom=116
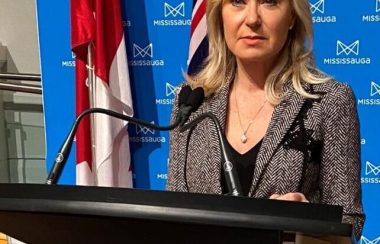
left=46, top=85, right=200, bottom=185
left=177, top=86, right=205, bottom=126
left=178, top=85, right=192, bottom=107
left=180, top=95, right=243, bottom=197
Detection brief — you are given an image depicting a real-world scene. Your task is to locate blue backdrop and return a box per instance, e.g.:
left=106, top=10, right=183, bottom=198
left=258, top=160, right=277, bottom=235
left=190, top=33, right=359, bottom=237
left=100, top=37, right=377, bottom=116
left=36, top=0, right=380, bottom=240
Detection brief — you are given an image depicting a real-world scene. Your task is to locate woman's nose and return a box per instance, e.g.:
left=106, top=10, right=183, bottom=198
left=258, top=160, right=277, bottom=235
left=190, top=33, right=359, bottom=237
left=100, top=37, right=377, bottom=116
left=245, top=2, right=261, bottom=28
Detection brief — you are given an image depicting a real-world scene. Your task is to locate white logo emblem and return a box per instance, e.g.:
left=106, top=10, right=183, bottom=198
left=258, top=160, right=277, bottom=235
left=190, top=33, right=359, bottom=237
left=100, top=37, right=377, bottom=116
left=166, top=82, right=181, bottom=97
left=361, top=236, right=380, bottom=244
left=366, top=161, right=380, bottom=176
left=164, top=2, right=185, bottom=17
left=310, top=0, right=325, bottom=14
left=377, top=0, right=380, bottom=12
left=336, top=40, right=359, bottom=56
left=136, top=121, right=155, bottom=135
left=133, top=43, right=153, bottom=58
left=370, top=82, right=380, bottom=97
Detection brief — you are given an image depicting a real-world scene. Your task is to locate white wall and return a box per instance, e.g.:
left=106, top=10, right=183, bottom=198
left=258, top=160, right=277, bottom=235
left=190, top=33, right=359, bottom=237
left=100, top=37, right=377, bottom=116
left=0, top=0, right=41, bottom=73
left=0, top=0, right=46, bottom=183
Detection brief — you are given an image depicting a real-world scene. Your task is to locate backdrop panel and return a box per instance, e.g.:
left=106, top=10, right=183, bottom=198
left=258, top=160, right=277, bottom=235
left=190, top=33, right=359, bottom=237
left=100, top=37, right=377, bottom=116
left=36, top=0, right=380, bottom=240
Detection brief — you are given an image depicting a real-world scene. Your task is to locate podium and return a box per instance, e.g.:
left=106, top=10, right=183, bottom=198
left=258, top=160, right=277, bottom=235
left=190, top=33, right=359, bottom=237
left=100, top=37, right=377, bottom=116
left=0, top=184, right=354, bottom=244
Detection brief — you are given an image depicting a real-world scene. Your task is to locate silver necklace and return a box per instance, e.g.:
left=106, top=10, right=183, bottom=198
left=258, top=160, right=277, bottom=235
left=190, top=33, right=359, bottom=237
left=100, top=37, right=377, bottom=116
left=234, top=85, right=267, bottom=144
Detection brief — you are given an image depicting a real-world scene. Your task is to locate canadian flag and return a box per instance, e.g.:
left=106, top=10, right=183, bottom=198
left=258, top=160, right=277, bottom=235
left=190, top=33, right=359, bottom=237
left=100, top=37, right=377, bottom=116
left=71, top=0, right=133, bottom=187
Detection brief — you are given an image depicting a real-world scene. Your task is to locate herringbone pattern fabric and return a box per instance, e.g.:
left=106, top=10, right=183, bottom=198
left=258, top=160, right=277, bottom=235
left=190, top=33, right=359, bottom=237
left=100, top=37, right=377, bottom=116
left=167, top=72, right=365, bottom=239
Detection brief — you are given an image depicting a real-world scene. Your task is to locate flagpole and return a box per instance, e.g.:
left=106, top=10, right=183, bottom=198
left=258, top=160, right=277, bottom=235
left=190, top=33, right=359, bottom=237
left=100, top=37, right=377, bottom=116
left=87, top=43, right=97, bottom=185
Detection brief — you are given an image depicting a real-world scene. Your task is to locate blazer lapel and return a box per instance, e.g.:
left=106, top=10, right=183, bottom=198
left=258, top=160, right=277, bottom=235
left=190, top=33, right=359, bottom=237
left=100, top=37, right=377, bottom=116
left=251, top=82, right=306, bottom=195
left=210, top=79, right=232, bottom=131
left=206, top=78, right=232, bottom=192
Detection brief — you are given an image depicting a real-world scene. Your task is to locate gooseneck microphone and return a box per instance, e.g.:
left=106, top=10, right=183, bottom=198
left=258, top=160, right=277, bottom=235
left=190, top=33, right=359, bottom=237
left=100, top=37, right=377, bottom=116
left=177, top=87, right=205, bottom=126
left=46, top=85, right=199, bottom=185
left=178, top=85, right=192, bottom=106
left=180, top=106, right=243, bottom=197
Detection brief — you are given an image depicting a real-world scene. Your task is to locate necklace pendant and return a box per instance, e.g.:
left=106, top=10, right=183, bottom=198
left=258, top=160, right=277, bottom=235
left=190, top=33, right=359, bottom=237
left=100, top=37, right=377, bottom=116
left=240, top=134, right=248, bottom=143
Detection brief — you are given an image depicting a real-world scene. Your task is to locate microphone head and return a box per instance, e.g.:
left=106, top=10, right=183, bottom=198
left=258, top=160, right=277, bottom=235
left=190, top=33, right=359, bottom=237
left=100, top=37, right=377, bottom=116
left=186, top=87, right=205, bottom=112
left=178, top=85, right=192, bottom=106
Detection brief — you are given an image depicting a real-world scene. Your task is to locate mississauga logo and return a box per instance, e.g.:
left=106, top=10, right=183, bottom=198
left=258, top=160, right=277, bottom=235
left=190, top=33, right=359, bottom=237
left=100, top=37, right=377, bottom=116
left=323, top=40, right=371, bottom=65
left=165, top=2, right=185, bottom=17
left=336, top=40, right=360, bottom=55
left=133, top=43, right=153, bottom=58
left=129, top=43, right=165, bottom=66
left=361, top=161, right=380, bottom=184
left=360, top=236, right=380, bottom=244
left=157, top=159, right=169, bottom=180
left=157, top=172, right=168, bottom=180
left=357, top=81, right=380, bottom=106
left=61, top=52, right=76, bottom=67
left=371, top=81, right=380, bottom=96
left=153, top=2, right=191, bottom=26
left=362, top=0, right=380, bottom=22
left=129, top=122, right=166, bottom=143
left=310, top=0, right=337, bottom=23
left=156, top=82, right=181, bottom=105
left=135, top=123, right=155, bottom=135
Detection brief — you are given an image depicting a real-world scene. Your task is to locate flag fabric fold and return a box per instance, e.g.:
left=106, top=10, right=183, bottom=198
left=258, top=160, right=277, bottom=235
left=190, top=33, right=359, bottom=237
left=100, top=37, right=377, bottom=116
left=71, top=0, right=133, bottom=187
left=188, top=0, right=208, bottom=76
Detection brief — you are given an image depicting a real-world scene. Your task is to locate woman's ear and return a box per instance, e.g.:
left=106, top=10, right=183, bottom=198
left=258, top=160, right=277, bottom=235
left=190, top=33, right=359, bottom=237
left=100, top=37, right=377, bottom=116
left=289, top=15, right=296, bottom=30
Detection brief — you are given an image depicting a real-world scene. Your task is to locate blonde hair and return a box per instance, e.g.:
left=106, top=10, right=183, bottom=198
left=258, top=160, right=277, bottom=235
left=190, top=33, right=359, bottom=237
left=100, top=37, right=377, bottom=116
left=188, top=0, right=328, bottom=105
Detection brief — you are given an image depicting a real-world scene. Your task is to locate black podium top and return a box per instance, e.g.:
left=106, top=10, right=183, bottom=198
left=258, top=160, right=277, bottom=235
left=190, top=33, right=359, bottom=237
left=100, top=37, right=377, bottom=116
left=0, top=183, right=353, bottom=243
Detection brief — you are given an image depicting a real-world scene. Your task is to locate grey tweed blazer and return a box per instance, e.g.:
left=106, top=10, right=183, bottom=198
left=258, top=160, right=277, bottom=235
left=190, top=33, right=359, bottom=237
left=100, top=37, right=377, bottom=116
left=167, top=74, right=365, bottom=238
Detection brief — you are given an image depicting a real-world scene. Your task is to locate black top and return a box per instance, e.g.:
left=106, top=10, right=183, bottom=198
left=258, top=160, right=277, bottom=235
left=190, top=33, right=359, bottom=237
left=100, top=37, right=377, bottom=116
left=222, top=139, right=263, bottom=196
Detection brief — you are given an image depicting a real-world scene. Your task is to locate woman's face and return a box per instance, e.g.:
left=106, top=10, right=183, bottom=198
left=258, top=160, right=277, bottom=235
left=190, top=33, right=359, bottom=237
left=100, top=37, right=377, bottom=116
left=222, top=0, right=294, bottom=64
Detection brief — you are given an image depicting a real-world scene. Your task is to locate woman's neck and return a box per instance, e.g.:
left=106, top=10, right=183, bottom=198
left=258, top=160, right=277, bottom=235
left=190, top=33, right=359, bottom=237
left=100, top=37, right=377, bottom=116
left=234, top=59, right=274, bottom=92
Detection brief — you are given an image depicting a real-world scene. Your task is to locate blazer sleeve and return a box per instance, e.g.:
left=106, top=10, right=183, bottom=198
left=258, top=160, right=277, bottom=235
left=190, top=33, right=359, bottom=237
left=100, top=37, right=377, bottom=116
left=166, top=91, right=187, bottom=192
left=320, top=83, right=365, bottom=239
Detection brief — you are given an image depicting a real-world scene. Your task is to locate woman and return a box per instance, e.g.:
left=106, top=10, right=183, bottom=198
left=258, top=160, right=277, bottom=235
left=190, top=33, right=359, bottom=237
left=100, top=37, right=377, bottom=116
left=167, top=0, right=364, bottom=238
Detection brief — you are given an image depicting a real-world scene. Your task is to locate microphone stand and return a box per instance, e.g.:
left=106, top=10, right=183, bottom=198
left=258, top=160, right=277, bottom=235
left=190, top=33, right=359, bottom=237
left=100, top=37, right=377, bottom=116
left=46, top=107, right=181, bottom=185
left=180, top=112, right=243, bottom=196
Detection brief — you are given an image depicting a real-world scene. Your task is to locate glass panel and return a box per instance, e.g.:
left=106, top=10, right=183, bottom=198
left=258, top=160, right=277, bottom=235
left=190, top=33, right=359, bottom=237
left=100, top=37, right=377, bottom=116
left=0, top=89, right=46, bottom=183
left=8, top=159, right=46, bottom=184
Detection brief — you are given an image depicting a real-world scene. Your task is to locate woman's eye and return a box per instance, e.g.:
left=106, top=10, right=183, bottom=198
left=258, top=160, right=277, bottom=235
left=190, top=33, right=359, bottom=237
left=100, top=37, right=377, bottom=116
left=231, top=0, right=246, bottom=7
left=260, top=0, right=278, bottom=6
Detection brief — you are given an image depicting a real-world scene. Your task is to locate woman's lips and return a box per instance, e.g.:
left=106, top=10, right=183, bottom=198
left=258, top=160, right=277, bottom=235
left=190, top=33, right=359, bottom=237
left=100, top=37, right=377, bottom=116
left=240, top=35, right=266, bottom=45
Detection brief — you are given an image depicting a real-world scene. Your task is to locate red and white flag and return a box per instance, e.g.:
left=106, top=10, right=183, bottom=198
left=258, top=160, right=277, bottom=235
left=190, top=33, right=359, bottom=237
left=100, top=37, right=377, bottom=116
left=71, top=0, right=133, bottom=187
